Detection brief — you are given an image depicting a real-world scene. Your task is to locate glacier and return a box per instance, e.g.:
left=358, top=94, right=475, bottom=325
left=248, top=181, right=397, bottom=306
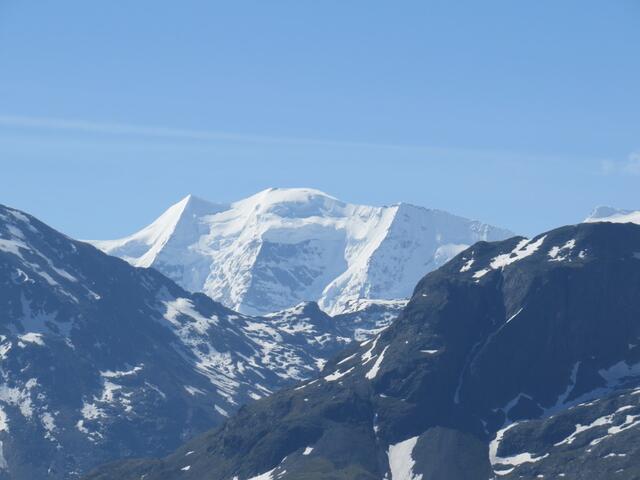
left=91, top=188, right=513, bottom=315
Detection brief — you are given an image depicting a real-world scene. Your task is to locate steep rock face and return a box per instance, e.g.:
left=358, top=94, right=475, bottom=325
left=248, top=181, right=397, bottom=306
left=91, top=188, right=513, bottom=315
left=0, top=205, right=354, bottom=479
left=86, top=222, right=640, bottom=480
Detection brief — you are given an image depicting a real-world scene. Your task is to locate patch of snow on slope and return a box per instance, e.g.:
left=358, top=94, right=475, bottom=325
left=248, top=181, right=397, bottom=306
left=0, top=441, right=7, bottom=470
left=365, top=345, right=389, bottom=380
left=554, top=413, right=616, bottom=446
left=214, top=405, right=229, bottom=417
left=18, top=333, right=44, bottom=346
left=161, top=297, right=246, bottom=401
left=247, top=468, right=276, bottom=480
left=247, top=455, right=288, bottom=480
left=590, top=413, right=640, bottom=445
left=0, top=238, right=29, bottom=258
left=505, top=308, right=523, bottom=324
left=0, top=407, right=7, bottom=432
left=471, top=236, right=547, bottom=281
left=0, top=226, right=84, bottom=300
left=100, top=365, right=144, bottom=378
left=548, top=239, right=576, bottom=262
left=79, top=364, right=149, bottom=431
left=81, top=403, right=105, bottom=420
left=337, top=353, right=357, bottom=365
left=490, top=236, right=547, bottom=269
left=553, top=404, right=640, bottom=448
left=387, top=436, right=423, bottom=480
left=489, top=423, right=548, bottom=476
left=0, top=380, right=36, bottom=419
left=361, top=335, right=380, bottom=364
left=472, top=268, right=490, bottom=279
left=164, top=297, right=219, bottom=331
left=41, top=412, right=56, bottom=441
left=184, top=386, right=205, bottom=396
left=460, top=258, right=474, bottom=272
left=324, top=367, right=354, bottom=382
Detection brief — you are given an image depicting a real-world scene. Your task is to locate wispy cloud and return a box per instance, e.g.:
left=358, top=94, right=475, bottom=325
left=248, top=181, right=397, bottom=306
left=601, top=151, right=640, bottom=176
left=0, top=114, right=425, bottom=151
left=0, top=113, right=600, bottom=168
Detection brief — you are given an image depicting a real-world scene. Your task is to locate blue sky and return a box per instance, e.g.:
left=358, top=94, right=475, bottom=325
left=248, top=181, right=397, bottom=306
left=0, top=0, right=638, bottom=238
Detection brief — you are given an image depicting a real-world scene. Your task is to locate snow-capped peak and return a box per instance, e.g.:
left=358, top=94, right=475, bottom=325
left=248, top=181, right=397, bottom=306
left=90, top=194, right=226, bottom=267
left=90, top=188, right=514, bottom=315
left=238, top=187, right=342, bottom=210
left=584, top=206, right=640, bottom=225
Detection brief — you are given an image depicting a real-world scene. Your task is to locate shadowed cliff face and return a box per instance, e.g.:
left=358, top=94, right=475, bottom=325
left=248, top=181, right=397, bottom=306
left=86, top=222, right=640, bottom=480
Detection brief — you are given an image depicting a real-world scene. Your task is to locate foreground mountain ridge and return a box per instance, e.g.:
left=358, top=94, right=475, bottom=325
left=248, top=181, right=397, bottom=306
left=86, top=221, right=640, bottom=480
left=91, top=188, right=514, bottom=315
left=0, top=203, right=374, bottom=479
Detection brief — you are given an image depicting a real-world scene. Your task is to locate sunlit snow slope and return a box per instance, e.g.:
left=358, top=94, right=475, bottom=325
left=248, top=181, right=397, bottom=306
left=92, top=188, right=513, bottom=315
left=584, top=206, right=640, bottom=225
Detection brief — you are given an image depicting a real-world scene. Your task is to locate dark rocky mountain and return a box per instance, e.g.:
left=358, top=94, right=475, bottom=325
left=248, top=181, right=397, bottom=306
left=85, top=221, right=640, bottom=480
left=0, top=204, right=362, bottom=479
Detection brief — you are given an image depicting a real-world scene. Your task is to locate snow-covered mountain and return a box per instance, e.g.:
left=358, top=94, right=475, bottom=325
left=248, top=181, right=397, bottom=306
left=0, top=204, right=355, bottom=479
left=585, top=206, right=640, bottom=224
left=88, top=221, right=640, bottom=480
left=91, top=188, right=513, bottom=315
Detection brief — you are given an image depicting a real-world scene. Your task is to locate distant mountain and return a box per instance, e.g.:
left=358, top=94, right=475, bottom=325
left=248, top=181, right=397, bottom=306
left=0, top=204, right=356, bottom=479
left=87, top=222, right=640, bottom=480
left=584, top=206, right=640, bottom=224
left=91, top=188, right=513, bottom=315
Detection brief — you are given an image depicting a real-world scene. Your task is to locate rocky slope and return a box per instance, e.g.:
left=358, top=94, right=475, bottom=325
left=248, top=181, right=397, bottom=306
left=0, top=204, right=356, bottom=479
left=91, top=188, right=513, bottom=315
left=85, top=222, right=640, bottom=480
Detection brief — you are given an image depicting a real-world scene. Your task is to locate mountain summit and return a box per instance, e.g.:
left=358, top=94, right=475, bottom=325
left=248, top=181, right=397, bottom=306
left=91, top=188, right=513, bottom=315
